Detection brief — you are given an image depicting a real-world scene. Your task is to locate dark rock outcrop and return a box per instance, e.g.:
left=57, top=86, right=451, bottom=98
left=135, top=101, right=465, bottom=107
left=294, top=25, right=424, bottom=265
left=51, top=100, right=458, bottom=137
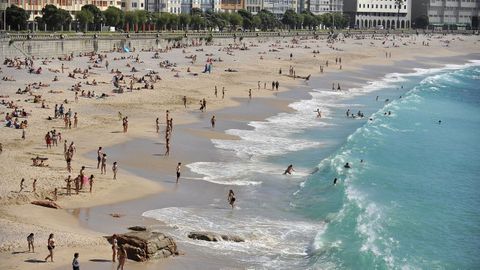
left=188, top=231, right=244, bottom=243
left=128, top=226, right=147, bottom=231
left=106, top=230, right=178, bottom=262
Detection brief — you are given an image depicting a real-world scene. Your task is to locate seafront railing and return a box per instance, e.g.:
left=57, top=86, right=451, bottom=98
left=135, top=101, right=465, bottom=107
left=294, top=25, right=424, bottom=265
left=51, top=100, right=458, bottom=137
left=3, top=29, right=475, bottom=42
left=0, top=29, right=476, bottom=58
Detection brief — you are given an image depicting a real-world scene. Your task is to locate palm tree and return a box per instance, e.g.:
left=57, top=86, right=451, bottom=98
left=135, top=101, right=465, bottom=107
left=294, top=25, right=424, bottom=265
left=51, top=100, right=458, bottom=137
left=395, top=0, right=404, bottom=29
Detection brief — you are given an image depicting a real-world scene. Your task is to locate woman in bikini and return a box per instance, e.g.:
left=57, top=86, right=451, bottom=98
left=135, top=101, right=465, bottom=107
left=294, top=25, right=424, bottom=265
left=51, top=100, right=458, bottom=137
left=44, top=233, right=55, bottom=262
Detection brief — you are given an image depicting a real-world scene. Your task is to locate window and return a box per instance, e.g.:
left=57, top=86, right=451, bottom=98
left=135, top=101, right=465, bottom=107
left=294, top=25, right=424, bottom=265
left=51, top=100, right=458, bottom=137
left=132, top=2, right=137, bottom=7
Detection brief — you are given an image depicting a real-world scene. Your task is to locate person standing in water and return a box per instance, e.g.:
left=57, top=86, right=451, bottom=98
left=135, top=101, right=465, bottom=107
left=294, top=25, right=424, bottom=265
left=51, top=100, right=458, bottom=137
left=111, top=234, right=118, bottom=262
left=211, top=115, right=216, bottom=128
left=117, top=245, right=126, bottom=270
left=228, top=190, right=236, bottom=209
left=176, top=163, right=181, bottom=183
left=283, top=164, right=295, bottom=175
left=155, top=118, right=160, bottom=133
left=315, top=109, right=322, bottom=118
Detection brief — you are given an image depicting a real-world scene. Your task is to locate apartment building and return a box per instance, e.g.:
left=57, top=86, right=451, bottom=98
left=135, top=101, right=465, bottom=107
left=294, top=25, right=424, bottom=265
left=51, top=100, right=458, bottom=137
left=344, top=0, right=411, bottom=29
left=412, top=0, right=479, bottom=29
left=304, top=0, right=343, bottom=15
left=262, top=0, right=298, bottom=16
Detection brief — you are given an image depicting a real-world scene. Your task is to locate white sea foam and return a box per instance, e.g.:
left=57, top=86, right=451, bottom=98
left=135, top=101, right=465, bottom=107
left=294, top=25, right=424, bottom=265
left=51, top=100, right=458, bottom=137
left=142, top=207, right=324, bottom=266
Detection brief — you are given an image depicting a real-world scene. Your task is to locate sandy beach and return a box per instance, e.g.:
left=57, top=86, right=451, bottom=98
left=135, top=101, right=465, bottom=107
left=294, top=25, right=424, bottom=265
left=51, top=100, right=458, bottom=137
left=0, top=32, right=479, bottom=269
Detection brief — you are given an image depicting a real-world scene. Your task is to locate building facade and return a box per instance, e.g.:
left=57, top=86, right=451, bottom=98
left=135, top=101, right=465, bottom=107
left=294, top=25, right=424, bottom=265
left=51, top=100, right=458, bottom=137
left=8, top=0, right=122, bottom=21
left=344, top=0, right=411, bottom=29
left=305, top=0, right=343, bottom=15
left=220, top=0, right=243, bottom=13
left=244, top=0, right=262, bottom=14
left=262, top=0, right=298, bottom=16
left=412, top=0, right=479, bottom=29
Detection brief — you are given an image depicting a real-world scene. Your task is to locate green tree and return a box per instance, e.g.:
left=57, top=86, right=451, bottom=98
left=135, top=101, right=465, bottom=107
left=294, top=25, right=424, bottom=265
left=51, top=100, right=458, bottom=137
left=76, top=9, right=93, bottom=32
left=135, top=10, right=148, bottom=31
left=191, top=8, right=203, bottom=17
left=190, top=15, right=204, bottom=30
left=282, top=9, right=297, bottom=29
left=81, top=4, right=105, bottom=31
left=154, top=12, right=170, bottom=31
left=395, top=0, right=404, bottom=29
left=256, top=9, right=278, bottom=31
left=229, top=13, right=243, bottom=31
left=41, top=5, right=71, bottom=31
left=238, top=9, right=253, bottom=30
left=124, top=11, right=138, bottom=31
left=103, top=6, right=123, bottom=28
left=179, top=13, right=191, bottom=30
left=302, top=11, right=315, bottom=30
left=413, top=15, right=429, bottom=29
left=6, top=5, right=29, bottom=31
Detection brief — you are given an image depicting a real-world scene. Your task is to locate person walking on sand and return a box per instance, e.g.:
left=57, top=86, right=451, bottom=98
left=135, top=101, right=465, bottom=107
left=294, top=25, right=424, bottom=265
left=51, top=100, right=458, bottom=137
left=214, top=85, right=218, bottom=97
left=117, top=245, right=126, bottom=270
left=111, top=234, right=118, bottom=262
left=222, top=87, right=225, bottom=99
left=248, top=89, right=252, bottom=99
left=101, top=154, right=107, bottom=174
left=32, top=179, right=37, bottom=193
left=228, top=190, right=236, bottom=209
left=27, top=233, right=34, bottom=253
left=19, top=178, right=25, bottom=192
left=112, top=162, right=118, bottom=180
left=72, top=252, right=80, bottom=270
left=97, top=147, right=103, bottom=169
left=155, top=118, right=160, bottom=133
left=183, top=96, right=187, bottom=108
left=44, top=233, right=55, bottom=262
left=176, top=162, right=181, bottom=183
left=89, top=175, right=94, bottom=193
left=211, top=115, right=216, bottom=128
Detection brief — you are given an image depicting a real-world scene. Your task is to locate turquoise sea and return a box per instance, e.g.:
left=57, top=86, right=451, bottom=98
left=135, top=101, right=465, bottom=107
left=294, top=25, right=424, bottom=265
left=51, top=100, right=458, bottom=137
left=143, top=61, right=480, bottom=269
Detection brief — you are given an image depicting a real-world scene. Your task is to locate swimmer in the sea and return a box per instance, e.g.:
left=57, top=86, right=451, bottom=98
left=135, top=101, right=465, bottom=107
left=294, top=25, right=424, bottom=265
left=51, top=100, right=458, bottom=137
left=333, top=178, right=338, bottom=185
left=228, top=189, right=236, bottom=209
left=344, top=162, right=351, bottom=169
left=438, top=120, right=442, bottom=124
left=283, top=164, right=295, bottom=175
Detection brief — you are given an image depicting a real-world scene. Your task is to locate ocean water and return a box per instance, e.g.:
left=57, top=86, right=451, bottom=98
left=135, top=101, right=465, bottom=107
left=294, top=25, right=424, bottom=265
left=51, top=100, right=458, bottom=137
left=143, top=61, right=480, bottom=269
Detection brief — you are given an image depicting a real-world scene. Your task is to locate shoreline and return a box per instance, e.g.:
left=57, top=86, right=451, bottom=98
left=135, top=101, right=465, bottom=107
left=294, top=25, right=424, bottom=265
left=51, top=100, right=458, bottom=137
left=0, top=33, right=479, bottom=269
left=70, top=55, right=479, bottom=270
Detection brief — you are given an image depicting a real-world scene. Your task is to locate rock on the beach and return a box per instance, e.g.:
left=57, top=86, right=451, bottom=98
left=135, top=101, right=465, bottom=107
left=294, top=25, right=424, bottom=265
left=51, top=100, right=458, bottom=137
left=128, top=226, right=147, bottom=231
left=188, top=231, right=244, bottom=242
left=106, top=230, right=178, bottom=262
left=31, top=200, right=61, bottom=209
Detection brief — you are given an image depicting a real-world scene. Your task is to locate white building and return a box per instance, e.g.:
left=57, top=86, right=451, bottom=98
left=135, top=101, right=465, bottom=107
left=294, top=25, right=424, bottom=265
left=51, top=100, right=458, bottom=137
left=146, top=0, right=220, bottom=14
left=245, top=0, right=262, bottom=14
left=344, top=0, right=411, bottom=29
left=122, top=0, right=146, bottom=10
left=412, top=0, right=479, bottom=29
left=306, top=0, right=343, bottom=15
left=262, top=0, right=298, bottom=16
